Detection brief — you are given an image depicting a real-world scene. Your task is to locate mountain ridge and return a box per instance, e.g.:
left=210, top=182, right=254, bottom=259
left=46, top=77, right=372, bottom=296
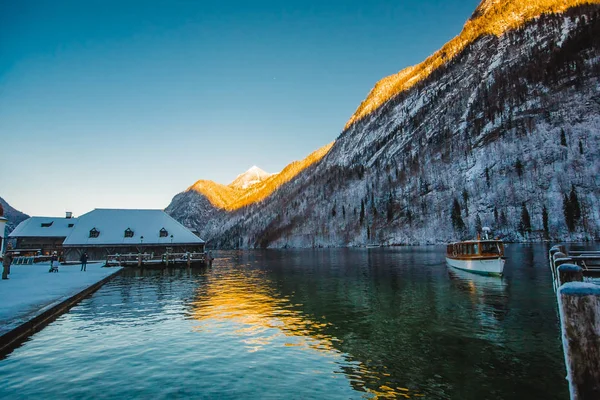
left=168, top=2, right=600, bottom=247
left=345, top=0, right=600, bottom=130
left=0, top=197, right=29, bottom=236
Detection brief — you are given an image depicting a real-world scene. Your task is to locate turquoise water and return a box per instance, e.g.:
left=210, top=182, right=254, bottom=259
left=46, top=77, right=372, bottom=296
left=0, top=245, right=568, bottom=399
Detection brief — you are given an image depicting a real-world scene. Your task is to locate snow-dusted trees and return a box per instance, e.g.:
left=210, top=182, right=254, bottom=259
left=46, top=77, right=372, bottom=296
left=542, top=206, right=549, bottom=240
left=451, top=198, right=466, bottom=233
left=563, top=185, right=581, bottom=232
left=519, top=203, right=532, bottom=236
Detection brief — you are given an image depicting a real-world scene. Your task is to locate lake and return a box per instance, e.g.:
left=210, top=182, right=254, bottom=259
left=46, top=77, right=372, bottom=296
left=0, top=245, right=568, bottom=399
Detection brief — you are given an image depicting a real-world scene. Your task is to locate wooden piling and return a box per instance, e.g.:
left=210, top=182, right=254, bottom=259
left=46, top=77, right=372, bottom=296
left=558, top=264, right=584, bottom=286
left=558, top=283, right=600, bottom=400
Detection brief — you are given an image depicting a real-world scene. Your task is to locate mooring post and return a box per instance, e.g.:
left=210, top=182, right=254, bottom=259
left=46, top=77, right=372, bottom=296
left=137, top=254, right=142, bottom=267
left=552, top=253, right=573, bottom=290
left=558, top=283, right=600, bottom=399
left=558, top=264, right=584, bottom=286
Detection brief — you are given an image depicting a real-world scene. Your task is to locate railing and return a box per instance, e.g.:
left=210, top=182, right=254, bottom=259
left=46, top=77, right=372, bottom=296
left=105, top=252, right=212, bottom=267
left=11, top=255, right=53, bottom=265
left=548, top=245, right=600, bottom=399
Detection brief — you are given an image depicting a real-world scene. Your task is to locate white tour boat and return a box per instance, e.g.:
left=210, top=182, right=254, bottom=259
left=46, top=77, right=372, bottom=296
left=446, top=228, right=506, bottom=276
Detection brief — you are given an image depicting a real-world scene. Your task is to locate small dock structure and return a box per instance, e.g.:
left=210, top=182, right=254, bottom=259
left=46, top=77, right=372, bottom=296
left=548, top=245, right=600, bottom=400
left=105, top=251, right=213, bottom=268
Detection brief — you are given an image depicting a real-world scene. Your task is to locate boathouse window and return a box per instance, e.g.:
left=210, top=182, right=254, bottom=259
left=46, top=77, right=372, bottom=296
left=41, top=222, right=53, bottom=228
left=160, top=228, right=168, bottom=238
left=124, top=228, right=134, bottom=238
left=68, top=223, right=75, bottom=228
left=89, top=228, right=100, bottom=238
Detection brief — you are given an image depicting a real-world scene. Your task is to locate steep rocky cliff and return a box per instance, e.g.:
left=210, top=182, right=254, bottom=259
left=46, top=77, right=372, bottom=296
left=169, top=1, right=600, bottom=247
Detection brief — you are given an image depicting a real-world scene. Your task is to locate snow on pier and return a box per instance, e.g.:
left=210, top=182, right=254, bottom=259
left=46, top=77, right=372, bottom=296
left=0, top=262, right=122, bottom=338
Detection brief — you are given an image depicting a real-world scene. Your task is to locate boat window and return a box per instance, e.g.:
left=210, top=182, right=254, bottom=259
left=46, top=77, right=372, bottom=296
left=473, top=244, right=479, bottom=255
left=481, top=242, right=500, bottom=255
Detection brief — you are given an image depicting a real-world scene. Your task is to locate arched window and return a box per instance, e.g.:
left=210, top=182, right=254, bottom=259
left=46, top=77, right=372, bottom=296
left=159, top=228, right=168, bottom=238
left=89, top=228, right=100, bottom=238
left=124, top=228, right=134, bottom=238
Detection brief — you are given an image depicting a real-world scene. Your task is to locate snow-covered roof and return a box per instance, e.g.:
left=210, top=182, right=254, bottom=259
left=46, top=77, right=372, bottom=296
left=9, top=217, right=77, bottom=238
left=62, top=209, right=204, bottom=246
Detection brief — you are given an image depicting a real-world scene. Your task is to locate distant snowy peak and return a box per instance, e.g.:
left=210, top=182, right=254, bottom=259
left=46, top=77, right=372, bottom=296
left=229, top=166, right=275, bottom=190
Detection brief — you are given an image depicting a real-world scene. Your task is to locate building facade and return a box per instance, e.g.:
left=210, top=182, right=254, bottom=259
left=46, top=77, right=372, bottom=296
left=61, top=209, right=205, bottom=261
left=8, top=214, right=77, bottom=256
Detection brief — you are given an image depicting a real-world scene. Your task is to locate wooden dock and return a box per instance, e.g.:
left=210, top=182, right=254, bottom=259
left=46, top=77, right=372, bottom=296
left=105, top=252, right=213, bottom=268
left=548, top=245, right=600, bottom=400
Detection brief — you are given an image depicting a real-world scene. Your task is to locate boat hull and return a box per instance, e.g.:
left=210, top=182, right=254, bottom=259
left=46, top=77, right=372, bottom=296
left=445, top=257, right=505, bottom=276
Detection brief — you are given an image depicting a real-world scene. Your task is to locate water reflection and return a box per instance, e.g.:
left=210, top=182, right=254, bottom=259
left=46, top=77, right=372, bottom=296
left=187, top=262, right=425, bottom=399
left=447, top=268, right=509, bottom=343
left=0, top=246, right=568, bottom=400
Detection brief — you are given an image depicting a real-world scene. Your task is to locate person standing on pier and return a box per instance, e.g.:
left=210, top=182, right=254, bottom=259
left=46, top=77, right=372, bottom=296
left=2, top=247, right=13, bottom=280
left=80, top=252, right=88, bottom=271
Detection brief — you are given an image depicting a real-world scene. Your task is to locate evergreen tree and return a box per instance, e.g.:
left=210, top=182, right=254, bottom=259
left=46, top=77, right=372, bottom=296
left=563, top=186, right=582, bottom=232
left=485, top=167, right=490, bottom=187
left=331, top=203, right=337, bottom=218
left=563, top=193, right=574, bottom=231
left=569, top=185, right=581, bottom=222
left=451, top=198, right=465, bottom=232
left=493, top=207, right=499, bottom=225
left=367, top=225, right=371, bottom=240
left=475, top=214, right=482, bottom=233
left=560, top=129, right=567, bottom=146
left=519, top=203, right=532, bottom=235
left=542, top=205, right=549, bottom=240
left=387, top=192, right=394, bottom=222
left=342, top=205, right=346, bottom=219
left=579, top=139, right=584, bottom=155
left=515, top=159, right=523, bottom=178
left=500, top=210, right=508, bottom=226
left=360, top=200, right=365, bottom=225
left=462, top=189, right=469, bottom=217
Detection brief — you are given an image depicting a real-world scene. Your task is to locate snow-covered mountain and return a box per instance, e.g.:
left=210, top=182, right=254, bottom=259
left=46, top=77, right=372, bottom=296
left=230, top=166, right=274, bottom=190
left=0, top=197, right=29, bottom=235
left=166, top=143, right=333, bottom=234
left=168, top=0, right=600, bottom=248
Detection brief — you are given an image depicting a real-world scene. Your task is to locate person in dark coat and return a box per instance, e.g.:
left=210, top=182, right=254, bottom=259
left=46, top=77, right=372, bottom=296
left=80, top=252, right=88, bottom=271
left=2, top=251, right=13, bottom=280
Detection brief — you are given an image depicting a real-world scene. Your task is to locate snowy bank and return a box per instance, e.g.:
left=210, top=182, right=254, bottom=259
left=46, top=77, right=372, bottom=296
left=0, top=262, right=122, bottom=336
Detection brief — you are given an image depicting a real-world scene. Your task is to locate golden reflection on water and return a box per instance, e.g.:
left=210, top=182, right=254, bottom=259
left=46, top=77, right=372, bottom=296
left=189, top=266, right=425, bottom=399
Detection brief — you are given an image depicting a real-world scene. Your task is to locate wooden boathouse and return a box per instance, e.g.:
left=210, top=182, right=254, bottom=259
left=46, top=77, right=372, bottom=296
left=8, top=213, right=77, bottom=256
left=61, top=209, right=205, bottom=263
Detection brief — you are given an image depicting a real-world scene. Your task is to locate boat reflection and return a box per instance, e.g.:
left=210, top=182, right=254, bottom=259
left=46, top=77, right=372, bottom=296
left=447, top=267, right=509, bottom=342
left=188, top=265, right=425, bottom=399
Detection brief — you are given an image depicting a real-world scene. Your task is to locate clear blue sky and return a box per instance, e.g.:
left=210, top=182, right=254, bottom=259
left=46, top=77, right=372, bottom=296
left=1, top=0, right=481, bottom=217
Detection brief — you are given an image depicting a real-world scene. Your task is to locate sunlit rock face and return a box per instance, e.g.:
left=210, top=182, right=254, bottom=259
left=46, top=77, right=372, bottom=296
left=166, top=143, right=334, bottom=238
left=169, top=2, right=600, bottom=248
left=345, top=0, right=600, bottom=130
